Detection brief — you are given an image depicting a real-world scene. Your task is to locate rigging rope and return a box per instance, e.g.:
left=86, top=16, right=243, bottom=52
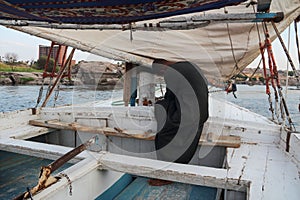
left=35, top=42, right=74, bottom=108
left=285, top=24, right=291, bottom=98
left=224, top=7, right=240, bottom=98
left=34, top=78, right=44, bottom=109
left=294, top=20, right=300, bottom=69
left=246, top=4, right=265, bottom=82
left=247, top=58, right=262, bottom=82
left=35, top=42, right=55, bottom=108
left=226, top=23, right=239, bottom=71
left=259, top=23, right=275, bottom=120
left=46, top=77, right=53, bottom=97
left=271, top=22, right=297, bottom=130
left=294, top=19, right=300, bottom=114
left=53, top=82, right=60, bottom=107
left=244, top=4, right=263, bottom=84
left=53, top=46, right=68, bottom=107
left=259, top=21, right=296, bottom=131
left=265, top=24, right=280, bottom=122
left=271, top=22, right=299, bottom=80
left=224, top=7, right=241, bottom=79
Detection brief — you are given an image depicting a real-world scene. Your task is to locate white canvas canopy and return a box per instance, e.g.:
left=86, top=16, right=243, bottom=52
left=4, top=0, right=300, bottom=81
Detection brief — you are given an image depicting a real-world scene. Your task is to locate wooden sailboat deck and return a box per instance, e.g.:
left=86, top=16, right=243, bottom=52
left=0, top=98, right=299, bottom=199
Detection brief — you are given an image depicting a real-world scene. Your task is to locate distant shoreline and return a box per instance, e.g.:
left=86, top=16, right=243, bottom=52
left=0, top=70, right=121, bottom=90
left=1, top=71, right=299, bottom=88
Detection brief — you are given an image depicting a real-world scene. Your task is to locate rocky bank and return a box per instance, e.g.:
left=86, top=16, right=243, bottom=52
left=0, top=61, right=124, bottom=89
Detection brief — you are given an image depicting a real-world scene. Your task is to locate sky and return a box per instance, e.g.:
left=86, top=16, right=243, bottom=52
left=0, top=23, right=299, bottom=70
left=248, top=22, right=299, bottom=71
left=0, top=26, right=108, bottom=63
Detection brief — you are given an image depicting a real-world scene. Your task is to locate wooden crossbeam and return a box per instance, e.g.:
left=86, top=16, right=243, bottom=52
left=0, top=12, right=283, bottom=31
left=29, top=119, right=154, bottom=139
left=97, top=151, right=248, bottom=191
left=29, top=120, right=241, bottom=148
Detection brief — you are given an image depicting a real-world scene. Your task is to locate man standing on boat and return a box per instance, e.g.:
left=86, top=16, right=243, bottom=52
left=152, top=60, right=209, bottom=164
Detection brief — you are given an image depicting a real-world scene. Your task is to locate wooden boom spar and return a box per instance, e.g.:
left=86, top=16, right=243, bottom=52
left=13, top=136, right=98, bottom=200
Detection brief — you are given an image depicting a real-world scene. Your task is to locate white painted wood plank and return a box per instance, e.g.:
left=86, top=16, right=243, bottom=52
left=33, top=156, right=125, bottom=200
left=226, top=145, right=251, bottom=183
left=97, top=151, right=249, bottom=191
left=0, top=125, right=55, bottom=139
left=0, top=138, right=87, bottom=163
left=237, top=145, right=269, bottom=200
left=262, top=149, right=300, bottom=200
left=0, top=109, right=38, bottom=129
left=227, top=143, right=300, bottom=200
left=289, top=133, right=300, bottom=163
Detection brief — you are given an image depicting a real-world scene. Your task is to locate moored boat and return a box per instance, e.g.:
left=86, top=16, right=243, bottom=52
left=0, top=0, right=300, bottom=199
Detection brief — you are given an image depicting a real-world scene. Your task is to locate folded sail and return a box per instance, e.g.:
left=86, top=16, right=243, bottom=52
left=0, top=0, right=246, bottom=24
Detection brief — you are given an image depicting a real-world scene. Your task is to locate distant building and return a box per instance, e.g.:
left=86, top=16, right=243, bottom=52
left=38, top=45, right=76, bottom=67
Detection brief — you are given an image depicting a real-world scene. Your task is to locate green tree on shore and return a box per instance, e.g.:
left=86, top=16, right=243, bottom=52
left=34, top=56, right=57, bottom=72
left=259, top=76, right=265, bottom=83
left=288, top=71, right=294, bottom=76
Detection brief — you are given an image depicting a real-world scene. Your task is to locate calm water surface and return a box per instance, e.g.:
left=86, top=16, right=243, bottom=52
left=0, top=84, right=299, bottom=129
left=223, top=84, right=300, bottom=129
left=0, top=85, right=122, bottom=112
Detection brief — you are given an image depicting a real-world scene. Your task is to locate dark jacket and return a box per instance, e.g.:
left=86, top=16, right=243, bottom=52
left=154, top=61, right=209, bottom=163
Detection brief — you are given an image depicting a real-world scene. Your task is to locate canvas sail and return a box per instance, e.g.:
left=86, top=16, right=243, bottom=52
left=1, top=0, right=300, bottom=82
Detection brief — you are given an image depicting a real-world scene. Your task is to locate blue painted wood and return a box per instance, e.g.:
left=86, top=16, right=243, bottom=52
left=95, top=174, right=133, bottom=200
left=257, top=0, right=272, bottom=12
left=0, top=150, right=72, bottom=200
left=255, top=12, right=283, bottom=23
left=115, top=177, right=217, bottom=200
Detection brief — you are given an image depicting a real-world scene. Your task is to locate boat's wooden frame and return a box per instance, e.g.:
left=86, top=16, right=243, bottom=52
left=1, top=95, right=299, bottom=199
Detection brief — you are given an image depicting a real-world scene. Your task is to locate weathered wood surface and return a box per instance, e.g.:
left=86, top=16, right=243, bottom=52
left=97, top=151, right=248, bottom=192
left=226, top=143, right=300, bottom=200
left=0, top=125, right=54, bottom=139
left=29, top=119, right=241, bottom=148
left=32, top=155, right=126, bottom=200
left=0, top=137, right=86, bottom=164
left=29, top=119, right=155, bottom=140
left=0, top=109, right=55, bottom=139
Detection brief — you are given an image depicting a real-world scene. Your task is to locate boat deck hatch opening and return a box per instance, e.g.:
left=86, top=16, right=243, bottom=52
left=26, top=128, right=229, bottom=169
left=27, top=119, right=241, bottom=168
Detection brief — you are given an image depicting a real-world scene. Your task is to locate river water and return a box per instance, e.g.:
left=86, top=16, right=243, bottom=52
left=0, top=85, right=123, bottom=112
left=0, top=84, right=299, bottom=129
left=219, top=84, right=300, bottom=129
